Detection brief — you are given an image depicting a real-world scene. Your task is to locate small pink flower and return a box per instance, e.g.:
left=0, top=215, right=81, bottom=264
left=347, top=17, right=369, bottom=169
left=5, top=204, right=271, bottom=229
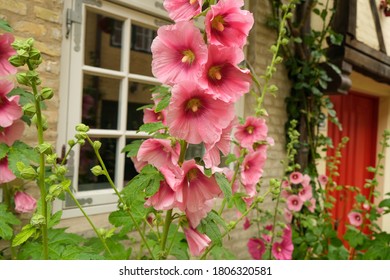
left=281, top=180, right=290, bottom=189
left=284, top=208, right=293, bottom=223
left=240, top=148, right=267, bottom=186
left=307, top=197, right=316, bottom=213
left=0, top=157, right=15, bottom=183
left=377, top=207, right=384, bottom=215
left=0, top=119, right=24, bottom=146
left=272, top=226, right=294, bottom=260
left=151, top=21, right=207, bottom=85
left=243, top=217, right=251, bottom=230
left=234, top=117, right=268, bottom=149
left=298, top=184, right=312, bottom=202
left=205, top=0, right=254, bottom=48
left=302, top=174, right=311, bottom=187
left=137, top=139, right=180, bottom=169
left=348, top=211, right=363, bottom=227
left=163, top=0, right=203, bottom=22
left=0, top=80, right=23, bottom=128
left=200, top=45, right=251, bottom=103
left=167, top=81, right=234, bottom=145
left=183, top=227, right=211, bottom=257
left=318, top=174, right=328, bottom=186
left=362, top=203, right=370, bottom=211
left=14, top=191, right=37, bottom=213
left=143, top=107, right=167, bottom=126
left=185, top=200, right=214, bottom=229
left=0, top=33, right=17, bottom=76
left=247, top=238, right=266, bottom=260
left=286, top=194, right=303, bottom=212
left=289, top=171, right=303, bottom=185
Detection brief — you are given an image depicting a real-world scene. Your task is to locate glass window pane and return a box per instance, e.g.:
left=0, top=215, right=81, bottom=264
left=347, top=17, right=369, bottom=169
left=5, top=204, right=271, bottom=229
left=82, top=74, right=121, bottom=130
left=84, top=10, right=123, bottom=71
left=126, top=81, right=154, bottom=130
left=129, top=23, right=157, bottom=76
left=78, top=138, right=117, bottom=191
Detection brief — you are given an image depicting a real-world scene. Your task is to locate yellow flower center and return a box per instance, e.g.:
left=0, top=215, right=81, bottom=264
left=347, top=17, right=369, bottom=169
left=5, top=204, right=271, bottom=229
left=211, top=15, right=225, bottom=32
left=187, top=168, right=198, bottom=181
left=186, top=98, right=202, bottom=113
left=181, top=50, right=195, bottom=64
left=208, top=66, right=222, bottom=80
left=246, top=125, right=254, bottom=134
left=189, top=0, right=197, bottom=4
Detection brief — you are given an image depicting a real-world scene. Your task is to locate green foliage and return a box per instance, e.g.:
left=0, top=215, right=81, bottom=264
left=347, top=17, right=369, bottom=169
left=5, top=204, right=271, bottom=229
left=0, top=19, right=12, bottom=32
left=0, top=204, right=20, bottom=240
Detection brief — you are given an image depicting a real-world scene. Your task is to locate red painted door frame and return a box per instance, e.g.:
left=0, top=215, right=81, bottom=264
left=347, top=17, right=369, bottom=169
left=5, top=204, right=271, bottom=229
left=327, top=91, right=379, bottom=238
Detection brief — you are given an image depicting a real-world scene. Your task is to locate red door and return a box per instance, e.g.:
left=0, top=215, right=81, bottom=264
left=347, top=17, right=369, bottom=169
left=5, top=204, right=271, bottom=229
left=327, top=92, right=379, bottom=238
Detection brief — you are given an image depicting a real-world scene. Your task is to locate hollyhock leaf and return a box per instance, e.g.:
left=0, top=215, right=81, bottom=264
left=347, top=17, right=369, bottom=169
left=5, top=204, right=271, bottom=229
left=138, top=121, right=166, bottom=134
left=109, top=210, right=135, bottom=236
left=155, top=93, right=171, bottom=113
left=327, top=245, right=349, bottom=260
left=12, top=224, right=37, bottom=247
left=210, top=245, right=236, bottom=260
left=0, top=143, right=9, bottom=159
left=0, top=19, right=12, bottom=32
left=379, top=198, right=390, bottom=208
left=122, top=140, right=143, bottom=158
left=344, top=227, right=367, bottom=248
left=0, top=204, right=20, bottom=240
left=48, top=210, right=63, bottom=228
left=7, top=141, right=39, bottom=177
left=199, top=216, right=222, bottom=246
left=215, top=172, right=232, bottom=201
left=207, top=210, right=228, bottom=231
left=230, top=192, right=247, bottom=213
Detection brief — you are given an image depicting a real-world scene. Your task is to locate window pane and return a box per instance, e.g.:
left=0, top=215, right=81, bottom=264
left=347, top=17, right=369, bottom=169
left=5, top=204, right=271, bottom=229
left=84, top=10, right=123, bottom=71
left=82, top=74, right=121, bottom=130
left=126, top=81, right=154, bottom=130
left=123, top=138, right=146, bottom=184
left=78, top=138, right=117, bottom=191
left=129, top=23, right=157, bottom=76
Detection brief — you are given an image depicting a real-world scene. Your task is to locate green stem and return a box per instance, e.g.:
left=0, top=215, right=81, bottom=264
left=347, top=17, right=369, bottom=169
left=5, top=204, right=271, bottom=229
left=66, top=189, right=113, bottom=257
left=160, top=209, right=173, bottom=259
left=218, top=163, right=240, bottom=215
left=86, top=137, right=155, bottom=259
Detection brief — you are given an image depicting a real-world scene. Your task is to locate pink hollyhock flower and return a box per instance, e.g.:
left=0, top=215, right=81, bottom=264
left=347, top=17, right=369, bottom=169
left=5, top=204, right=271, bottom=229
left=282, top=180, right=290, bottom=189
left=243, top=182, right=257, bottom=198
left=186, top=199, right=214, bottom=228
left=240, top=148, right=267, bottom=186
left=362, top=203, right=370, bottom=211
left=130, top=156, right=147, bottom=173
left=318, top=174, right=328, bottom=186
left=163, top=0, right=203, bottom=22
left=200, top=45, right=251, bottom=103
left=286, top=194, right=303, bottom=212
left=167, top=81, right=234, bottom=145
left=377, top=207, right=384, bottom=215
left=289, top=171, right=303, bottom=185
left=302, top=174, right=311, bottom=186
left=0, top=80, right=23, bottom=128
left=284, top=208, right=293, bottom=223
left=175, top=160, right=221, bottom=216
left=272, top=226, right=294, bottom=260
left=137, top=138, right=180, bottom=169
left=143, top=107, right=167, bottom=125
left=307, top=197, right=316, bottom=213
left=183, top=226, right=211, bottom=257
left=151, top=21, right=207, bottom=85
left=247, top=238, right=266, bottom=260
left=203, top=119, right=234, bottom=168
left=0, top=119, right=24, bottom=146
left=298, top=184, right=312, bottom=202
left=234, top=117, right=268, bottom=149
left=0, top=33, right=17, bottom=76
left=348, top=211, right=363, bottom=227
left=0, top=157, right=15, bottom=183
left=14, top=191, right=37, bottom=213
left=205, top=0, right=254, bottom=48
left=243, top=217, right=251, bottom=230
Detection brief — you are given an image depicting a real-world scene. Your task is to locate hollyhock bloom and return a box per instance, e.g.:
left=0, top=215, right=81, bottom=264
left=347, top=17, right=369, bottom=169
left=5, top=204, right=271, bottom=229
left=262, top=225, right=273, bottom=243
left=377, top=207, right=384, bottom=215
left=281, top=180, right=290, bottom=189
left=14, top=191, right=37, bottom=213
left=0, top=119, right=24, bottom=146
left=200, top=45, right=251, bottom=103
left=167, top=81, right=234, bottom=145
left=307, top=197, right=316, bottom=213
left=163, top=0, right=203, bottom=22
left=298, top=184, right=312, bottom=202
left=0, top=157, right=15, bottom=183
left=243, top=217, right=251, bottom=230
left=0, top=80, right=23, bottom=128
left=203, top=120, right=234, bottom=168
left=302, top=174, right=311, bottom=187
left=205, top=0, right=254, bottom=48
left=284, top=208, right=293, bottom=223
left=247, top=238, right=266, bottom=260
left=243, top=182, right=257, bottom=197
left=186, top=199, right=214, bottom=228
left=175, top=160, right=221, bottom=215
left=151, top=21, right=207, bottom=85
left=240, top=148, right=267, bottom=186
left=143, top=107, right=167, bottom=126
left=281, top=189, right=290, bottom=199
left=130, top=156, right=147, bottom=173
left=348, top=211, right=363, bottom=227
left=0, top=33, right=17, bottom=76
left=272, top=226, right=293, bottom=260
left=362, top=203, right=370, bottom=211
left=234, top=117, right=268, bottom=149
left=286, top=194, right=303, bottom=212
left=137, top=138, right=180, bottom=169
left=318, top=174, right=328, bottom=186
left=183, top=226, right=211, bottom=257
left=289, top=171, right=303, bottom=185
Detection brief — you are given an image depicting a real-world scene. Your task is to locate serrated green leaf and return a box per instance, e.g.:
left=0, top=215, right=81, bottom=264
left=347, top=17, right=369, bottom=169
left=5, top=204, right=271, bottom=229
left=109, top=209, right=134, bottom=235
left=48, top=210, right=63, bottom=228
left=343, top=228, right=367, bottom=248
left=138, top=122, right=166, bottom=134
left=0, top=19, right=13, bottom=32
left=379, top=198, right=390, bottom=209
left=215, top=172, right=232, bottom=202
left=12, top=224, right=37, bottom=247
left=155, top=93, right=171, bottom=113
left=0, top=143, right=9, bottom=159
left=7, top=141, right=39, bottom=177
left=122, top=140, right=143, bottom=157
left=0, top=204, right=21, bottom=240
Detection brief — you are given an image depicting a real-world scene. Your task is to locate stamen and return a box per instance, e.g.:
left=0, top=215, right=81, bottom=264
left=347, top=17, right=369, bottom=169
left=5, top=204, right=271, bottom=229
left=189, top=0, right=197, bottom=5
left=181, top=50, right=195, bottom=64
left=208, top=66, right=222, bottom=81
left=246, top=125, right=254, bottom=134
left=211, top=15, right=225, bottom=32
left=186, top=98, right=202, bottom=113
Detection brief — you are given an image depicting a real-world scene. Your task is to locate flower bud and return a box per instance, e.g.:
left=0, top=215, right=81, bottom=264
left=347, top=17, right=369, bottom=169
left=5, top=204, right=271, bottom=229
left=41, top=87, right=54, bottom=100
left=17, top=162, right=37, bottom=180
left=56, top=165, right=68, bottom=176
left=23, top=103, right=36, bottom=117
left=16, top=72, right=30, bottom=86
left=76, top=124, right=90, bottom=132
left=36, top=142, right=53, bottom=155
left=31, top=214, right=46, bottom=227
left=91, top=165, right=104, bottom=176
left=93, top=140, right=102, bottom=151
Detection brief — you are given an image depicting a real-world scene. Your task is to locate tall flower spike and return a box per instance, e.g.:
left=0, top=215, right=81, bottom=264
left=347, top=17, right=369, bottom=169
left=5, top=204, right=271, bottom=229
left=205, top=0, right=254, bottom=48
left=151, top=21, right=207, bottom=85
